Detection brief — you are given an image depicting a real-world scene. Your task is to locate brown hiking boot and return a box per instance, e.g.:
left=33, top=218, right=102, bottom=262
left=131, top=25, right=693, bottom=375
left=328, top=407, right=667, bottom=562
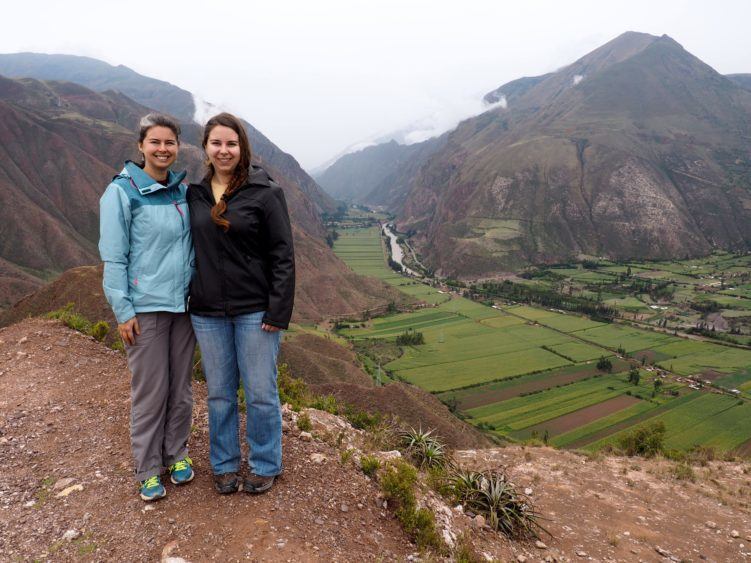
left=243, top=473, right=276, bottom=494
left=213, top=472, right=240, bottom=494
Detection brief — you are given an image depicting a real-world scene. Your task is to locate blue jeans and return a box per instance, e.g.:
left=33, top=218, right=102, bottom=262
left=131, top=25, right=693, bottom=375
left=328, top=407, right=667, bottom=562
left=191, top=312, right=282, bottom=477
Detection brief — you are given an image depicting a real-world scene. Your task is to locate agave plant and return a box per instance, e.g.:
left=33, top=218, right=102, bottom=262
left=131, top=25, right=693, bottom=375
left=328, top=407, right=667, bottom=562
left=400, top=426, right=448, bottom=469
left=453, top=466, right=548, bottom=540
left=451, top=468, right=483, bottom=502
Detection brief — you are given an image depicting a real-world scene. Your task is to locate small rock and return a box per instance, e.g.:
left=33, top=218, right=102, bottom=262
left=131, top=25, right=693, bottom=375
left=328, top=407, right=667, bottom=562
left=55, top=484, right=83, bottom=498
left=535, top=540, right=547, bottom=549
left=163, top=559, right=188, bottom=563
left=576, top=550, right=587, bottom=557
left=655, top=546, right=670, bottom=557
left=340, top=503, right=349, bottom=513
left=524, top=487, right=533, bottom=495
left=472, top=514, right=486, bottom=529
left=314, top=517, right=324, bottom=525
left=309, top=453, right=326, bottom=464
left=453, top=504, right=464, bottom=512
left=282, top=420, right=291, bottom=433
left=375, top=450, right=402, bottom=461
left=53, top=477, right=76, bottom=491
left=62, top=529, right=80, bottom=541
left=357, top=503, right=363, bottom=509
left=142, top=505, right=156, bottom=513
left=516, top=556, right=527, bottom=563
left=731, top=530, right=740, bottom=538
left=17, top=336, right=28, bottom=345
left=706, top=521, right=717, bottom=529
left=299, top=431, right=313, bottom=442
left=23, top=500, right=35, bottom=508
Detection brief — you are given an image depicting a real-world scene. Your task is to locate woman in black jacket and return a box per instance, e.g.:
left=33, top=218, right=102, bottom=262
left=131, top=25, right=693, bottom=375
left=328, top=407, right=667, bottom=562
left=188, top=112, right=295, bottom=494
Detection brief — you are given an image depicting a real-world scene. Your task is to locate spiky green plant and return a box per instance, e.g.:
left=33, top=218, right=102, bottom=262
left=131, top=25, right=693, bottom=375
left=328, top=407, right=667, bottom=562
left=401, top=426, right=448, bottom=469
left=452, top=467, right=547, bottom=540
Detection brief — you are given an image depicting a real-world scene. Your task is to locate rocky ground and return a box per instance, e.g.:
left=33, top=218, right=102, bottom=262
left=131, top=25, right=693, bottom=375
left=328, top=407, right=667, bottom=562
left=1, top=318, right=750, bottom=562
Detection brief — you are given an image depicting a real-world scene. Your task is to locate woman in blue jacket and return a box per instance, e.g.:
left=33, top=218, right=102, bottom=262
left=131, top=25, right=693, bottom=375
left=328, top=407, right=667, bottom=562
left=99, top=113, right=196, bottom=501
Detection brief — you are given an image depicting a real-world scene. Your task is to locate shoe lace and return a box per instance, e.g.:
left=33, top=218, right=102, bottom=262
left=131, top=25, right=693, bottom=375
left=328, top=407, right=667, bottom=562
left=170, top=457, right=193, bottom=473
left=142, top=475, right=161, bottom=489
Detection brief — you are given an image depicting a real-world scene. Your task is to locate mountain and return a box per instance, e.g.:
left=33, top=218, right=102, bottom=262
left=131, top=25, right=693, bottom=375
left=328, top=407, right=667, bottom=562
left=314, top=138, right=445, bottom=209
left=727, top=73, right=751, bottom=92
left=482, top=73, right=552, bottom=105
left=390, top=32, right=751, bottom=277
left=0, top=74, right=405, bottom=318
left=0, top=52, right=335, bottom=214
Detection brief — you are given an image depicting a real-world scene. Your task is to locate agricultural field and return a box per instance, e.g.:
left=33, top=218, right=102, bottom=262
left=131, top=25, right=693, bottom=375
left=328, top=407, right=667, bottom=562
left=333, top=227, right=449, bottom=305
left=332, top=221, right=751, bottom=455
left=586, top=392, right=751, bottom=453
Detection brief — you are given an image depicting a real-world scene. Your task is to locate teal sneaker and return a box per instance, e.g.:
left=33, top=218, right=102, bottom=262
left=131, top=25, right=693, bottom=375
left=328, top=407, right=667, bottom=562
left=169, top=457, right=194, bottom=485
left=139, top=475, right=166, bottom=501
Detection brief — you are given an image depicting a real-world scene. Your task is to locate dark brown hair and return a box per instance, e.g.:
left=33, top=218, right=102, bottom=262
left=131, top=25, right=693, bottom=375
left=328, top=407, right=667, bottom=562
left=202, top=112, right=253, bottom=231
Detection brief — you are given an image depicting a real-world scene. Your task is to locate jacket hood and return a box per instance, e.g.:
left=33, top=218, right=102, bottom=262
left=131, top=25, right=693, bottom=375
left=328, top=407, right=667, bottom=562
left=116, top=161, right=187, bottom=195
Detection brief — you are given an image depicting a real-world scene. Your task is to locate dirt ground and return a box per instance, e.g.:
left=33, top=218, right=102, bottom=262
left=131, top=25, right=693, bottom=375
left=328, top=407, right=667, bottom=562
left=1, top=318, right=751, bottom=562
left=0, top=319, right=414, bottom=562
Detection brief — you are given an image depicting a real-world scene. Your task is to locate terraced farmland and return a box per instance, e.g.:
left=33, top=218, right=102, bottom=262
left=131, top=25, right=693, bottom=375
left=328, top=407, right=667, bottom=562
left=332, top=223, right=751, bottom=455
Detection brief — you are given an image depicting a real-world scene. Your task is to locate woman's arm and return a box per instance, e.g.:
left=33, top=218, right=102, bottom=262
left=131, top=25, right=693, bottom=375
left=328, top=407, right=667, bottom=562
left=261, top=186, right=295, bottom=330
left=99, top=183, right=137, bottom=325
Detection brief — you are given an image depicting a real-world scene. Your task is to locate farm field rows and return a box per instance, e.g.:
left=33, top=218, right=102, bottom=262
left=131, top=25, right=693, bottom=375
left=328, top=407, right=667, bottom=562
left=332, top=223, right=751, bottom=455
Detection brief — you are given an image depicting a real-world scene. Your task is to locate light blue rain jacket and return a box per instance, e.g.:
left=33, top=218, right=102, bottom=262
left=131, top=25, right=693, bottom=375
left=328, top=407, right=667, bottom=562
left=99, top=161, right=194, bottom=324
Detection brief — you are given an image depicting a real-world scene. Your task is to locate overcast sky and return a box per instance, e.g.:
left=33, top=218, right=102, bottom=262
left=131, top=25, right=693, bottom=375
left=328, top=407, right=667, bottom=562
left=2, top=0, right=750, bottom=170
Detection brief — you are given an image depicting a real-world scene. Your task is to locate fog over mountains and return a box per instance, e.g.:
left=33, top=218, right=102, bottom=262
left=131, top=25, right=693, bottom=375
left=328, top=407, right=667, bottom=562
left=317, top=32, right=751, bottom=278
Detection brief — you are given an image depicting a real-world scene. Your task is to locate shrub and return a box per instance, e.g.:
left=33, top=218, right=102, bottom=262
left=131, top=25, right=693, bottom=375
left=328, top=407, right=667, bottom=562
left=596, top=356, right=613, bottom=373
left=360, top=455, right=380, bottom=478
left=296, top=412, right=312, bottom=432
left=380, top=461, right=443, bottom=551
left=277, top=363, right=308, bottom=411
left=310, top=394, right=340, bottom=415
left=396, top=328, right=425, bottom=346
left=344, top=406, right=382, bottom=431
left=90, top=321, right=110, bottom=342
left=617, top=421, right=666, bottom=457
left=671, top=462, right=696, bottom=482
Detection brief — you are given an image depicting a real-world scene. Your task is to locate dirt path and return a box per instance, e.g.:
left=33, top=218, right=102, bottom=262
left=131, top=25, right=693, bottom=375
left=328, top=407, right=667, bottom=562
left=0, top=319, right=414, bottom=562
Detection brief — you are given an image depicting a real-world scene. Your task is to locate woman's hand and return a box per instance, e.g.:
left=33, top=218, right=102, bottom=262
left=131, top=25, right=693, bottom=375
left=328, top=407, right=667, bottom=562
left=118, top=317, right=141, bottom=345
left=262, top=323, right=281, bottom=333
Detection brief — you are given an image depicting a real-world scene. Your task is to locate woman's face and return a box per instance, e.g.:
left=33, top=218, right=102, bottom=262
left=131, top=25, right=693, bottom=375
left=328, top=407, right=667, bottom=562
left=205, top=125, right=241, bottom=176
left=138, top=126, right=178, bottom=175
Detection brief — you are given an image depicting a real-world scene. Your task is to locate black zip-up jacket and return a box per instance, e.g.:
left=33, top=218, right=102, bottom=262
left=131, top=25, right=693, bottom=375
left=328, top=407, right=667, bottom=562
left=187, top=165, right=295, bottom=328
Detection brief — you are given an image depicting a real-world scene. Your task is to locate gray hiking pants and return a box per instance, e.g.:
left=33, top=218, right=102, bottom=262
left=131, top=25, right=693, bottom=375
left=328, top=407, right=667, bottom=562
left=125, top=312, right=196, bottom=481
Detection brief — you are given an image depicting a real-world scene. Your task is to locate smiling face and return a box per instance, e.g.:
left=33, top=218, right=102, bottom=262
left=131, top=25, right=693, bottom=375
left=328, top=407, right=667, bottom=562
left=205, top=125, right=241, bottom=177
left=138, top=125, right=178, bottom=180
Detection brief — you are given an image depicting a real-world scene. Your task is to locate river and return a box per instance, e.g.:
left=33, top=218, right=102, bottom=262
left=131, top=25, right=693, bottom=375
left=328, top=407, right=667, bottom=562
left=382, top=224, right=420, bottom=277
